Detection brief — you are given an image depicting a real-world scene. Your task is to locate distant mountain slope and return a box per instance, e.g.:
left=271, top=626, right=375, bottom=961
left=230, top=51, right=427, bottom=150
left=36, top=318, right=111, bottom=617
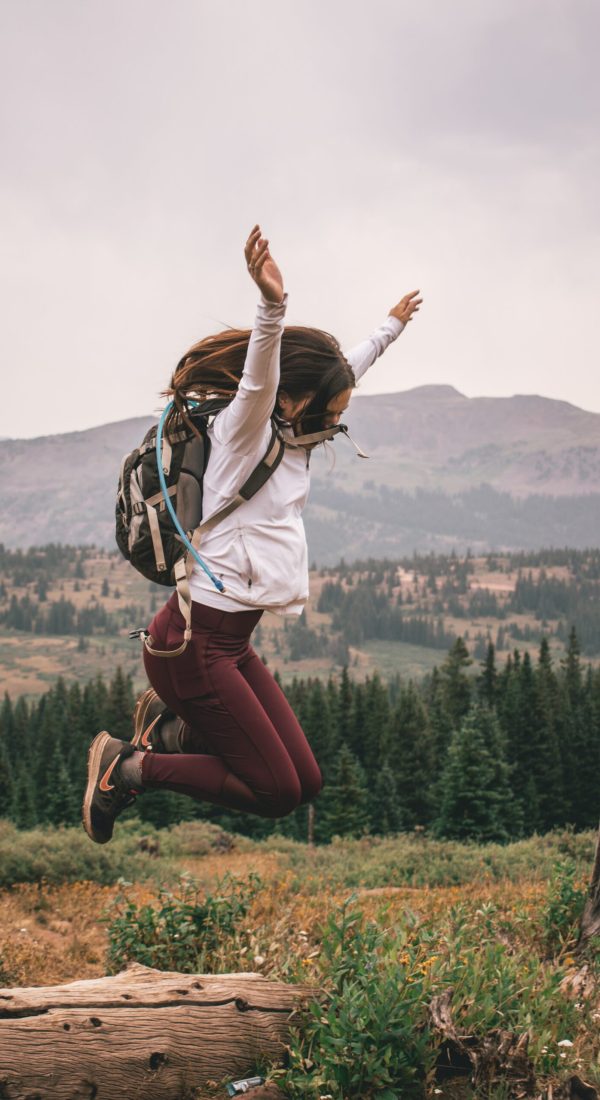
left=2, top=388, right=600, bottom=561
left=0, top=417, right=155, bottom=548
left=328, top=386, right=600, bottom=496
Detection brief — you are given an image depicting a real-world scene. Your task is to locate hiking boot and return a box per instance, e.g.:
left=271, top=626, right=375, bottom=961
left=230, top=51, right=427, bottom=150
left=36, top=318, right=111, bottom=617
left=83, top=732, right=141, bottom=845
left=132, top=688, right=202, bottom=753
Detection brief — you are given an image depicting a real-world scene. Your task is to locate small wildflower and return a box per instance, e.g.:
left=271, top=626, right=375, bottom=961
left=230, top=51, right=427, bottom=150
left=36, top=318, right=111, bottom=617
left=557, top=1039, right=573, bottom=1048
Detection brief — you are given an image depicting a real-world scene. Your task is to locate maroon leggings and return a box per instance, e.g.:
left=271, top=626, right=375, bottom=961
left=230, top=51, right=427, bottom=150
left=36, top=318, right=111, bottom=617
left=141, top=593, right=322, bottom=818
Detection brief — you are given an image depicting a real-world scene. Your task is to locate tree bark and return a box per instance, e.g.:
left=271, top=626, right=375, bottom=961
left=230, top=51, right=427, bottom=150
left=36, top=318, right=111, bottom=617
left=0, top=963, right=318, bottom=1099
left=307, top=803, right=315, bottom=847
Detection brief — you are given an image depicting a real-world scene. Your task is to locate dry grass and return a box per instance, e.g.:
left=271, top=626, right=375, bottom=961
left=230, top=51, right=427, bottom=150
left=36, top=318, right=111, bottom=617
left=0, top=846, right=549, bottom=990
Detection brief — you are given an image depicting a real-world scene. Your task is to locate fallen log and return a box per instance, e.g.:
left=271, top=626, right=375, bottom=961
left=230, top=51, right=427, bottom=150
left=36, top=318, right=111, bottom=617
left=0, top=962, right=318, bottom=1099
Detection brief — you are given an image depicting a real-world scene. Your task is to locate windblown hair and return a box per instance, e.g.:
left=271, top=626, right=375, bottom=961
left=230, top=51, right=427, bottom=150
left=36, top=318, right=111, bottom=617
left=164, top=325, right=356, bottom=437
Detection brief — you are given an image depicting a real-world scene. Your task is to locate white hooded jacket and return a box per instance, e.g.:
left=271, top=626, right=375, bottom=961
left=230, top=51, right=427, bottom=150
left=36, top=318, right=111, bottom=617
left=188, top=294, right=404, bottom=614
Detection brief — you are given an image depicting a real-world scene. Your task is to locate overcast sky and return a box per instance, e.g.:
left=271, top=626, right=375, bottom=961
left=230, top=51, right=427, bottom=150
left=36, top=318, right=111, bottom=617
left=1, top=0, right=599, bottom=438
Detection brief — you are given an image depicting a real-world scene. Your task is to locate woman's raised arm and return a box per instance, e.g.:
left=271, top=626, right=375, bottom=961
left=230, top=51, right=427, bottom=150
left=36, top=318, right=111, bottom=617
left=214, top=226, right=287, bottom=452
left=346, top=289, right=423, bottom=383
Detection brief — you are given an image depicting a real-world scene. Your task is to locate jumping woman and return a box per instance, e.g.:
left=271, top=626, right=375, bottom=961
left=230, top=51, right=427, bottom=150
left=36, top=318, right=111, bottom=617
left=83, top=226, right=422, bottom=843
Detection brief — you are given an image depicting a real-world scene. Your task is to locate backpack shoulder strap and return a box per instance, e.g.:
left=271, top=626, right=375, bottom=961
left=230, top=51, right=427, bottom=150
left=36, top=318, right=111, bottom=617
left=191, top=420, right=285, bottom=541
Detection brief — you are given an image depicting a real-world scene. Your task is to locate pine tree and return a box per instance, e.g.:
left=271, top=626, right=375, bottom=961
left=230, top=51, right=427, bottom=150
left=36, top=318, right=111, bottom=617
left=434, top=705, right=520, bottom=843
left=0, top=693, right=14, bottom=756
left=317, top=745, right=370, bottom=841
left=336, top=666, right=354, bottom=747
left=567, top=667, right=600, bottom=829
left=389, top=683, right=436, bottom=828
left=558, top=628, right=586, bottom=824
left=347, top=681, right=368, bottom=762
left=10, top=696, right=32, bottom=770
left=360, top=673, right=391, bottom=777
left=34, top=685, right=67, bottom=814
left=301, top=680, right=336, bottom=776
left=106, top=667, right=135, bottom=741
left=498, top=651, right=542, bottom=834
left=477, top=642, right=498, bottom=707
left=440, top=637, right=472, bottom=730
left=10, top=766, right=38, bottom=829
left=0, top=742, right=14, bottom=818
left=534, top=638, right=568, bottom=830
left=370, top=758, right=403, bottom=835
left=426, top=667, right=454, bottom=765
left=326, top=675, right=341, bottom=746
left=563, top=627, right=583, bottom=707
left=45, top=745, right=79, bottom=826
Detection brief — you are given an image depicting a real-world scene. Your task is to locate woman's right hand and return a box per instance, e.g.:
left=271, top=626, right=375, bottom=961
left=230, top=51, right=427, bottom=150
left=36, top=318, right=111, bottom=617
left=244, top=225, right=285, bottom=304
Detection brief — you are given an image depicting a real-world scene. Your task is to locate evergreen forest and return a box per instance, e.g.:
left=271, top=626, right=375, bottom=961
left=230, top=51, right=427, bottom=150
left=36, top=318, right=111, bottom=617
left=1, top=628, right=598, bottom=845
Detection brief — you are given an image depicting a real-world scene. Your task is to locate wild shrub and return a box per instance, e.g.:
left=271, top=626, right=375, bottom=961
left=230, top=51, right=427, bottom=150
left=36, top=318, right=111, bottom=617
left=275, top=897, right=434, bottom=1099
left=105, top=871, right=262, bottom=974
left=0, top=819, right=158, bottom=886
left=540, top=858, right=588, bottom=957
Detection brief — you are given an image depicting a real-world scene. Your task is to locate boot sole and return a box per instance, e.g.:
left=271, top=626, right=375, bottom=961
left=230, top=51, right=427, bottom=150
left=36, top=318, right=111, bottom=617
left=82, top=731, right=112, bottom=844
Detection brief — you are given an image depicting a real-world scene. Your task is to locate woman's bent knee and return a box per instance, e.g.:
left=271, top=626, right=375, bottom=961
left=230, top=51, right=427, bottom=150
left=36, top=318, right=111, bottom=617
left=256, top=775, right=303, bottom=819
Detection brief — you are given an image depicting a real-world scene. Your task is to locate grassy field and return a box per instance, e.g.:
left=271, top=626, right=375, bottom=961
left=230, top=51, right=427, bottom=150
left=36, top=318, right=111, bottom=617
left=360, top=639, right=444, bottom=680
left=1, top=820, right=599, bottom=1097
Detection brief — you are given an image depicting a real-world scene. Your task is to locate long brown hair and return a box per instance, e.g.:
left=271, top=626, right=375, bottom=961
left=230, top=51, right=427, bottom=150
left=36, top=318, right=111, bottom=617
left=164, top=325, right=356, bottom=436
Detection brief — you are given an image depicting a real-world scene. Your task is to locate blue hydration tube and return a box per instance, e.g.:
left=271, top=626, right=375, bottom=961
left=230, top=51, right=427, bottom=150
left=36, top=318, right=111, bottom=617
left=156, top=401, right=225, bottom=593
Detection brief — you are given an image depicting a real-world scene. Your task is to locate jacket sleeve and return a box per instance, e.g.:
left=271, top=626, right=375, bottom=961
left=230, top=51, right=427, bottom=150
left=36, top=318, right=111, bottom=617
left=345, top=315, right=405, bottom=383
left=212, top=293, right=288, bottom=453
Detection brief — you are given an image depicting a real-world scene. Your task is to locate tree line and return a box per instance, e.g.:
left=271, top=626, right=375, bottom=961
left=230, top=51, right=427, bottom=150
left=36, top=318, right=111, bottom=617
left=0, top=627, right=598, bottom=844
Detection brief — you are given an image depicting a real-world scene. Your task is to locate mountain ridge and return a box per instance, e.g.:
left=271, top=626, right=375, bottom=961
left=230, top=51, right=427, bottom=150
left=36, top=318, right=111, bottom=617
left=2, top=385, right=600, bottom=561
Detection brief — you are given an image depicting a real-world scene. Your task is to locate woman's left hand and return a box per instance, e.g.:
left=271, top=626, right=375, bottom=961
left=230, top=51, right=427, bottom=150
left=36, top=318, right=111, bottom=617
left=389, top=290, right=422, bottom=324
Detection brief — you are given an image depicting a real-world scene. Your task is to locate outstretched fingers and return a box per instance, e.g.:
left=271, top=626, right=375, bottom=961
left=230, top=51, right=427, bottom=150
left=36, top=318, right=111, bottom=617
left=251, top=239, right=270, bottom=274
left=244, top=225, right=270, bottom=275
left=244, top=225, right=261, bottom=263
left=389, top=289, right=423, bottom=324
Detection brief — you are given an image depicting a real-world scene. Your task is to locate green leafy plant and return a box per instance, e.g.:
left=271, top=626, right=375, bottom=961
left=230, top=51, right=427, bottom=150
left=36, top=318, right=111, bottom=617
left=540, top=859, right=587, bottom=957
left=105, top=871, right=262, bottom=974
left=274, top=896, right=434, bottom=1099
